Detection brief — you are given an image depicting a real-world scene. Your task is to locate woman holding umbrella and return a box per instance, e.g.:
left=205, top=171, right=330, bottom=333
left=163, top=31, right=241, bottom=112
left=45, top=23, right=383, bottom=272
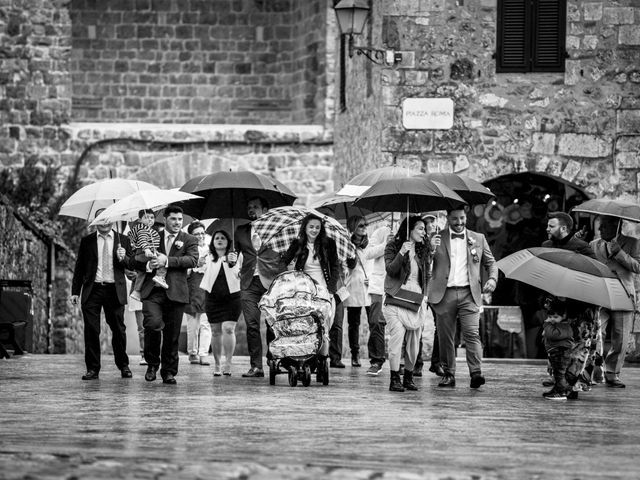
left=383, top=215, right=431, bottom=392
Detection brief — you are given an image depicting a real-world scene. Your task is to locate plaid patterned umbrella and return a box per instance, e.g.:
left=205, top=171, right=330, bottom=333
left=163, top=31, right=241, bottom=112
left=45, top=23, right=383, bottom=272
left=252, top=206, right=356, bottom=264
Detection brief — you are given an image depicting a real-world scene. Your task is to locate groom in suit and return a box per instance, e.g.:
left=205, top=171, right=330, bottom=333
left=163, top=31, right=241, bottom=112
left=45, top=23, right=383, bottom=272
left=428, top=208, right=498, bottom=389
left=71, top=209, right=133, bottom=380
left=129, top=205, right=198, bottom=385
left=234, top=196, right=285, bottom=377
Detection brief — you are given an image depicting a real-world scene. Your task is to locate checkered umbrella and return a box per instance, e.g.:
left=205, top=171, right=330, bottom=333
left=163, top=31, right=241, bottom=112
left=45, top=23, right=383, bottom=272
left=252, top=206, right=356, bottom=264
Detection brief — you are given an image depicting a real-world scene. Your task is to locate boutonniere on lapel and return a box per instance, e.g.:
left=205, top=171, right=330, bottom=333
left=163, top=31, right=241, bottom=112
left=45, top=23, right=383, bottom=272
left=467, top=236, right=479, bottom=263
left=174, top=240, right=184, bottom=250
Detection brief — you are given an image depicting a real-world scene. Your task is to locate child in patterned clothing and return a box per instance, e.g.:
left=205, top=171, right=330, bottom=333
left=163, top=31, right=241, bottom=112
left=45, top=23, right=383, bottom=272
left=129, top=209, right=168, bottom=301
left=542, top=296, right=574, bottom=401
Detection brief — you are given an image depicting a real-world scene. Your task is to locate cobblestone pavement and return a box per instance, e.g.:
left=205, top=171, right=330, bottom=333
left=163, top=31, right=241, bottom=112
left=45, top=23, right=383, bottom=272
left=1, top=354, right=639, bottom=480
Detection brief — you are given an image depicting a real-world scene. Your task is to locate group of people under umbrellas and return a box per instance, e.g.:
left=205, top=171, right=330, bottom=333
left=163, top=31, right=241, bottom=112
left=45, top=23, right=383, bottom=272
left=61, top=167, right=640, bottom=399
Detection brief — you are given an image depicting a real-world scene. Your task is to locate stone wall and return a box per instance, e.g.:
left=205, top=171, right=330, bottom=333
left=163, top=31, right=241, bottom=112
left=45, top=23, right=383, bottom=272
left=69, top=0, right=328, bottom=124
left=332, top=0, right=640, bottom=199
left=0, top=0, right=72, bottom=168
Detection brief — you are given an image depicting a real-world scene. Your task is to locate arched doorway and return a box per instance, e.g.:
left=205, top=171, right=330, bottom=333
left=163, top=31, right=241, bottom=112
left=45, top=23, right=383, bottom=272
left=466, top=171, right=592, bottom=358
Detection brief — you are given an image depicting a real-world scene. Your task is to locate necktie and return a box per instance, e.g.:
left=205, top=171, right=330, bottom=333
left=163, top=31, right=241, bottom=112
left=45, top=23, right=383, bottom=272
left=166, top=234, right=175, bottom=253
left=100, top=234, right=113, bottom=281
left=251, top=231, right=262, bottom=251
left=451, top=233, right=465, bottom=240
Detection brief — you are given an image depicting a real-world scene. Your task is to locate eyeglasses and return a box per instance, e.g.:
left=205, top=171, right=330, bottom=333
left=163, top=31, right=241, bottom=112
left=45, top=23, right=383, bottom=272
left=194, top=232, right=206, bottom=236
left=357, top=224, right=367, bottom=228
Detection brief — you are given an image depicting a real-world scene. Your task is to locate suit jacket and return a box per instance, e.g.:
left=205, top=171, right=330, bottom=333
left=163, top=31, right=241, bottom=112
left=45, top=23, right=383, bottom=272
left=235, top=223, right=284, bottom=290
left=590, top=234, right=640, bottom=302
left=71, top=231, right=132, bottom=306
left=427, top=228, right=498, bottom=306
left=129, top=230, right=199, bottom=303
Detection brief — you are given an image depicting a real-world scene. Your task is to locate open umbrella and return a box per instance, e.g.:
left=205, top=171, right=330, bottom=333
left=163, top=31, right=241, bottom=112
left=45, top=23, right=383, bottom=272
left=179, top=170, right=297, bottom=220
left=252, top=206, right=356, bottom=264
left=90, top=189, right=201, bottom=226
left=309, top=192, right=389, bottom=225
left=571, top=199, right=640, bottom=223
left=337, top=165, right=419, bottom=196
left=497, top=247, right=634, bottom=311
left=416, top=172, right=495, bottom=205
left=59, top=179, right=159, bottom=221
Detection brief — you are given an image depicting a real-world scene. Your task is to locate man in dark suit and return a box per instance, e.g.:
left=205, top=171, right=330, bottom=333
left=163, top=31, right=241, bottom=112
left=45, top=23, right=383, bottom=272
left=129, top=205, right=198, bottom=385
left=234, top=196, right=285, bottom=377
left=590, top=215, right=640, bottom=388
left=428, top=208, right=498, bottom=389
left=71, top=209, right=133, bottom=380
left=543, top=212, right=595, bottom=258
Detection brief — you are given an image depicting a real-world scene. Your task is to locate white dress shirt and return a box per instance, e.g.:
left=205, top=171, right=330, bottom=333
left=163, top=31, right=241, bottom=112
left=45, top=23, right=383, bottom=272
left=447, top=229, right=469, bottom=287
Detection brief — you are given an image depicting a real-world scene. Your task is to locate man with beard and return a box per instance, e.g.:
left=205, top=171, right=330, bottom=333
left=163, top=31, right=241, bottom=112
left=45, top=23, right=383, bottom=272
left=543, top=212, right=594, bottom=258
left=428, top=208, right=498, bottom=389
left=234, top=196, right=285, bottom=377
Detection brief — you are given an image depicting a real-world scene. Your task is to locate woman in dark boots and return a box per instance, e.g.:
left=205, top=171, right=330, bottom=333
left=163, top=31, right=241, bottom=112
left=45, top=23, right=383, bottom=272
left=383, top=216, right=431, bottom=392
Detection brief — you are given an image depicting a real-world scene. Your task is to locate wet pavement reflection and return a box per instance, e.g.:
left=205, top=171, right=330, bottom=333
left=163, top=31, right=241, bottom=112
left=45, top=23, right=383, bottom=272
left=1, top=354, right=639, bottom=479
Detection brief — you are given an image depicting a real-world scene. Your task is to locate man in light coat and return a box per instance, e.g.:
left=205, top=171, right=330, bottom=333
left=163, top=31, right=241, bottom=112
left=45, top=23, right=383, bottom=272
left=590, top=215, right=640, bottom=388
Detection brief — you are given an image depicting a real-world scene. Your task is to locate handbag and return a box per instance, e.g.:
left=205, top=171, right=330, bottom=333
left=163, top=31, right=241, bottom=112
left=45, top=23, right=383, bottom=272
left=384, top=288, right=424, bottom=312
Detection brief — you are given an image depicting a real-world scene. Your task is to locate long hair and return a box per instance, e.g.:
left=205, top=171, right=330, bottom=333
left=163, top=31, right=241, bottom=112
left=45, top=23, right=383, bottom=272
left=297, top=213, right=329, bottom=262
left=209, top=229, right=232, bottom=261
left=394, top=215, right=427, bottom=259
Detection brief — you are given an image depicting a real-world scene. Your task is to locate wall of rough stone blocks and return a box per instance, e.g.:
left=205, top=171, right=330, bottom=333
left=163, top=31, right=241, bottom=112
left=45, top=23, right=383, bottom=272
left=69, top=0, right=328, bottom=124
left=0, top=0, right=72, bottom=168
left=332, top=0, right=640, bottom=200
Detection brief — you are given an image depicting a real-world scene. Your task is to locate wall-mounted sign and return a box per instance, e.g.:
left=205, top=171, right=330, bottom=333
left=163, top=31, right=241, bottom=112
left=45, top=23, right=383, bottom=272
left=402, top=98, right=454, bottom=130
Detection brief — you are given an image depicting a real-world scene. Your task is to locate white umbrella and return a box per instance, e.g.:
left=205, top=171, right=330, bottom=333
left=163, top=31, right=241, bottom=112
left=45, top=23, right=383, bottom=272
left=59, top=179, right=159, bottom=221
left=90, top=189, right=201, bottom=226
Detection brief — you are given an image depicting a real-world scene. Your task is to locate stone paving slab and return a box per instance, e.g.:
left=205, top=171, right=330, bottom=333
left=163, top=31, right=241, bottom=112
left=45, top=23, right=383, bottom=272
left=1, top=354, right=639, bottom=480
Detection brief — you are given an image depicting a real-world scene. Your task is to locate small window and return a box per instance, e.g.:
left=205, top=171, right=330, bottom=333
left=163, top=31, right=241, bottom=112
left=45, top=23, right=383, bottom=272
left=496, top=0, right=567, bottom=73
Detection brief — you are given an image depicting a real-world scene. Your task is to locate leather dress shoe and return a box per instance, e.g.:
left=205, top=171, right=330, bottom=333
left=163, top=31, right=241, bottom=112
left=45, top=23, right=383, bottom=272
left=438, top=374, right=456, bottom=387
left=162, top=373, right=177, bottom=385
left=351, top=356, right=361, bottom=367
left=606, top=378, right=626, bottom=388
left=429, top=364, right=445, bottom=377
left=120, top=366, right=132, bottom=378
left=470, top=372, right=486, bottom=389
left=81, top=370, right=99, bottom=380
left=144, top=366, right=158, bottom=382
left=242, top=367, right=265, bottom=377
left=330, top=360, right=346, bottom=368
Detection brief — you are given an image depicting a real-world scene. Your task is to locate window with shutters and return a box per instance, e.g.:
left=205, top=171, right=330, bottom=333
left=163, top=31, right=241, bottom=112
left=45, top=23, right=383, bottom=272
left=496, top=0, right=567, bottom=73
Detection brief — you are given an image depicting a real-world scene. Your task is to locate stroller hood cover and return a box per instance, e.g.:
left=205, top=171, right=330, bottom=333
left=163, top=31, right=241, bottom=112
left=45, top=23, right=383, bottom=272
left=259, top=270, right=333, bottom=358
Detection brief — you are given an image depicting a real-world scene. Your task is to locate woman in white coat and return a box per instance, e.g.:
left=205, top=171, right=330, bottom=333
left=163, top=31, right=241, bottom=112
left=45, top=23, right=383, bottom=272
left=200, top=230, right=242, bottom=376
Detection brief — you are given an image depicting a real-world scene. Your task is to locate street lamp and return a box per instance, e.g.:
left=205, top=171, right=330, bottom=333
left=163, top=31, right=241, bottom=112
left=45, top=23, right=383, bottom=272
left=333, top=0, right=390, bottom=64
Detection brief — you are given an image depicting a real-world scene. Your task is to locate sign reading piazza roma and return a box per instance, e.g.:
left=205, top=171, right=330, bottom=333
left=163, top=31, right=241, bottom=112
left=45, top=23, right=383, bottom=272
left=402, top=98, right=454, bottom=130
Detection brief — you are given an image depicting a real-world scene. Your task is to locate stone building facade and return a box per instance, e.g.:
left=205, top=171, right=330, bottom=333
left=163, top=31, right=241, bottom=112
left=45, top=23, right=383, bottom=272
left=334, top=0, right=640, bottom=199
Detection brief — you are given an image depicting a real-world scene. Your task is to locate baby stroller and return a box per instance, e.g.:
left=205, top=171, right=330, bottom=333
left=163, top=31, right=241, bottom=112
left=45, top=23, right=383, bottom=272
left=259, top=270, right=333, bottom=387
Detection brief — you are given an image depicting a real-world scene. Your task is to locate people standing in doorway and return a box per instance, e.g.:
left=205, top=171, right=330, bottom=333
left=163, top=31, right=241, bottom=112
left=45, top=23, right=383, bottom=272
left=590, top=215, right=640, bottom=388
left=428, top=208, right=498, bottom=389
left=70, top=209, right=132, bottom=380
left=234, top=197, right=285, bottom=378
left=184, top=221, right=212, bottom=366
left=200, top=230, right=242, bottom=376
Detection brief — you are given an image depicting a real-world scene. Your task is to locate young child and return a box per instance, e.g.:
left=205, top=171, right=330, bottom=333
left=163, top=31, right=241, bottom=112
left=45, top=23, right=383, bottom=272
left=542, top=296, right=574, bottom=401
left=129, top=209, right=168, bottom=301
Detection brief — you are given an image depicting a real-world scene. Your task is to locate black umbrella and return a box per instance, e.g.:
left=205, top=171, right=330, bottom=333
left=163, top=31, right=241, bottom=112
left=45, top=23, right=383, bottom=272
left=416, top=172, right=495, bottom=205
left=178, top=171, right=297, bottom=220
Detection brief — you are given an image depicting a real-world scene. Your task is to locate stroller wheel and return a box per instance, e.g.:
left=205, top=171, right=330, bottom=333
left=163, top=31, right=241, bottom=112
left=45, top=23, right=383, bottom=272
left=269, top=361, right=277, bottom=386
left=288, top=366, right=298, bottom=387
left=302, top=365, right=312, bottom=387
